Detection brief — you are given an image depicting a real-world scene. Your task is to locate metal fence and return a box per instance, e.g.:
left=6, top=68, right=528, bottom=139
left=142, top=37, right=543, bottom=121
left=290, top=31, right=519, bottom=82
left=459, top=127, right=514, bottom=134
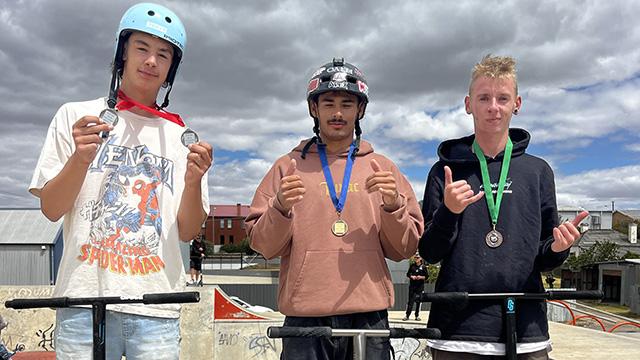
left=202, top=253, right=279, bottom=271
left=218, top=283, right=435, bottom=312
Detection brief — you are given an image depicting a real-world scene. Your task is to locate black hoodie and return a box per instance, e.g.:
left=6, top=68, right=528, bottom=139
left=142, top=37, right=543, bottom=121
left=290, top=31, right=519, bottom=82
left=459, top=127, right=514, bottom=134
left=419, top=128, right=567, bottom=343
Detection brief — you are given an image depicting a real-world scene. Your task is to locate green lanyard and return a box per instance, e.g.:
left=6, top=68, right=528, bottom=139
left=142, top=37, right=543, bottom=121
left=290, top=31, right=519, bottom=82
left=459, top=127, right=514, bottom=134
left=472, top=137, right=513, bottom=229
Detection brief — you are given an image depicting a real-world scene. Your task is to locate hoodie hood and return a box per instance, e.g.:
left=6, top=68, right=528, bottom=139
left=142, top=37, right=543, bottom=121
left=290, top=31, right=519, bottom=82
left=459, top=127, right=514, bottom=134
left=293, top=138, right=374, bottom=158
left=437, top=128, right=530, bottom=164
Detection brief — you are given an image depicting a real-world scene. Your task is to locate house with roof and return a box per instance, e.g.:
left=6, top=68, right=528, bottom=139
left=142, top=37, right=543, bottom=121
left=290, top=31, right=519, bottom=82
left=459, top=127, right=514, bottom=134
left=613, top=210, right=640, bottom=232
left=0, top=208, right=63, bottom=285
left=560, top=221, right=640, bottom=313
left=594, top=258, right=640, bottom=314
left=202, top=204, right=250, bottom=250
left=558, top=206, right=612, bottom=230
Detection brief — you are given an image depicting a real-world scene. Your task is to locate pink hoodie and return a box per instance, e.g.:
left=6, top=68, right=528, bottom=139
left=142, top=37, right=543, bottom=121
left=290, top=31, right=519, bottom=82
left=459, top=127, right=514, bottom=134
left=245, top=139, right=424, bottom=317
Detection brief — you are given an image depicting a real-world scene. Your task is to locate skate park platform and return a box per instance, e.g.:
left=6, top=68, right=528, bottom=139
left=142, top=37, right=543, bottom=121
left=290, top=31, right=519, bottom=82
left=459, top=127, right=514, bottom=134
left=1, top=285, right=639, bottom=359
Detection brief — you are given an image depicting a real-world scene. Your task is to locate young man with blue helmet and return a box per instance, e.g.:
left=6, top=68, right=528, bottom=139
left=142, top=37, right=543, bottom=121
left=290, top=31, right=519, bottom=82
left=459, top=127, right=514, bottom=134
left=29, top=3, right=212, bottom=359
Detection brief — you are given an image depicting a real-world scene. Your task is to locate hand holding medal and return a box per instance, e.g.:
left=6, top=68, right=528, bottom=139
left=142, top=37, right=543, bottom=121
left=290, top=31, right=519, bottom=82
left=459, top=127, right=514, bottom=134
left=184, top=131, right=213, bottom=187
left=443, top=165, right=485, bottom=214
left=276, top=159, right=306, bottom=213
left=366, top=159, right=400, bottom=211
left=551, top=210, right=589, bottom=252
left=71, top=116, right=113, bottom=165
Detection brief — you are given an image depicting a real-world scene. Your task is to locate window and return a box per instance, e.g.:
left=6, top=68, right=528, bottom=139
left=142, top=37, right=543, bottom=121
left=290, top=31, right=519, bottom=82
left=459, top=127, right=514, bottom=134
left=227, top=219, right=233, bottom=229
left=220, top=219, right=224, bottom=229
left=230, top=235, right=234, bottom=244
left=220, top=235, right=225, bottom=244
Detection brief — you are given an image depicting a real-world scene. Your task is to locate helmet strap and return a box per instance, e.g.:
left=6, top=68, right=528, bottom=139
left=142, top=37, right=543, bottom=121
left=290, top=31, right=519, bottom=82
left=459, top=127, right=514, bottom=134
left=107, top=67, right=120, bottom=109
left=353, top=120, right=362, bottom=159
left=302, top=117, right=322, bottom=159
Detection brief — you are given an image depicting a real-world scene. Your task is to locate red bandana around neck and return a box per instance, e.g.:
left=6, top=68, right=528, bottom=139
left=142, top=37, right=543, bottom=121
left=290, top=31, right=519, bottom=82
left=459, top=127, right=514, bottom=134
left=115, top=90, right=185, bottom=127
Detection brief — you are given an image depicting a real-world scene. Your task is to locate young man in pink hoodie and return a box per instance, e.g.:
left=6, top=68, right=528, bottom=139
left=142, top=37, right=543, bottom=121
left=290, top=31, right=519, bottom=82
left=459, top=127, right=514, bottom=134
left=246, top=58, right=424, bottom=359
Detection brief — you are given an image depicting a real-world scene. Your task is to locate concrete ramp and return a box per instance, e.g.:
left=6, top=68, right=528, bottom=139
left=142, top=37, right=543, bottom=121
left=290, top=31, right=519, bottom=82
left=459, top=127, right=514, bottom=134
left=547, top=321, right=640, bottom=359
left=213, top=286, right=274, bottom=321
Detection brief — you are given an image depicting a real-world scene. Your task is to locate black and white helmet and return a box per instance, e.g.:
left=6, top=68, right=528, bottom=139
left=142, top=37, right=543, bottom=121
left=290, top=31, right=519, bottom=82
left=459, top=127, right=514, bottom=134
left=302, top=58, right=369, bottom=159
left=306, top=57, right=369, bottom=119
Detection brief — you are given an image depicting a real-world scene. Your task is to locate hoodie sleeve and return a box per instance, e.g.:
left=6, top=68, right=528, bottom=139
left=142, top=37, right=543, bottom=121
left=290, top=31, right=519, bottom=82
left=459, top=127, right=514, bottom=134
left=245, top=158, right=294, bottom=260
left=535, top=163, right=568, bottom=271
left=375, top=158, right=424, bottom=261
left=418, top=163, right=461, bottom=264
left=378, top=164, right=424, bottom=262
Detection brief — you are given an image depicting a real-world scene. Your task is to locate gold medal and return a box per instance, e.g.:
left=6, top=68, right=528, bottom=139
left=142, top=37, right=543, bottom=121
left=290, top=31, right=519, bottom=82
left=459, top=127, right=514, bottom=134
left=332, top=219, right=348, bottom=237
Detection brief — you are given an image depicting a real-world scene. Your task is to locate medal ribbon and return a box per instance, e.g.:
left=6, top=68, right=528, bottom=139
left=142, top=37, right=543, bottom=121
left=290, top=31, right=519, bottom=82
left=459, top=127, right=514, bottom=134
left=116, top=90, right=185, bottom=127
left=473, top=137, right=513, bottom=228
left=318, top=142, right=356, bottom=214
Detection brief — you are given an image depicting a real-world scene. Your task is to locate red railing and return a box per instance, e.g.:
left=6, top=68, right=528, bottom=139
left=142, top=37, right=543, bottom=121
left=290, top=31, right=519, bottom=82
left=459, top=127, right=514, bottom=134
left=547, top=300, right=640, bottom=333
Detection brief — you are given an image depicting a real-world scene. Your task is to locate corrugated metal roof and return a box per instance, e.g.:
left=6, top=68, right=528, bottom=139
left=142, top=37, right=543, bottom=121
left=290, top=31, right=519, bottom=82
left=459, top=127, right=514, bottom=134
left=0, top=208, right=62, bottom=245
left=616, top=210, right=640, bottom=220
left=574, top=229, right=640, bottom=255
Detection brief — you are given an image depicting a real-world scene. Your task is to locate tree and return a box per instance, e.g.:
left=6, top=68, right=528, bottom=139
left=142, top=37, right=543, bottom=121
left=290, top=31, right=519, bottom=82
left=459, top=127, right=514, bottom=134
left=566, top=240, right=621, bottom=271
left=426, top=264, right=440, bottom=283
left=220, top=237, right=255, bottom=255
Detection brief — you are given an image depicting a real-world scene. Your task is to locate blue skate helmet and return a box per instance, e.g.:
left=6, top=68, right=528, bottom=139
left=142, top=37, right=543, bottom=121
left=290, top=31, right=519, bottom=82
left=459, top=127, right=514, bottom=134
left=108, top=3, right=187, bottom=109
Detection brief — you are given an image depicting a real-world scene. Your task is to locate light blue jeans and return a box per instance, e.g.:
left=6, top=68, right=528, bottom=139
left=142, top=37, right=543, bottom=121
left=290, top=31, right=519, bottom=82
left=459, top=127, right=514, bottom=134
left=55, top=308, right=180, bottom=360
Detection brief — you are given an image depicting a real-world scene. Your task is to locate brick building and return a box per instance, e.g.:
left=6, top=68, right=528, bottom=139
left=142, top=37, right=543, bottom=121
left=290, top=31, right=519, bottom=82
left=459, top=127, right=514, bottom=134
left=202, top=204, right=250, bottom=246
left=613, top=210, right=640, bottom=233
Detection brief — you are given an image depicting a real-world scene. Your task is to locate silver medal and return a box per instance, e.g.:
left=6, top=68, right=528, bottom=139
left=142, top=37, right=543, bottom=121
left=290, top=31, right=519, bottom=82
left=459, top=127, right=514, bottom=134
left=485, top=229, right=503, bottom=248
left=181, top=128, right=199, bottom=147
left=99, top=108, right=119, bottom=139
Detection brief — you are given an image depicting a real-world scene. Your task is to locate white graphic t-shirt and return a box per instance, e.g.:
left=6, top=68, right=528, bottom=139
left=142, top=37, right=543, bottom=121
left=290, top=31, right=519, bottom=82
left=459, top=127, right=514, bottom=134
left=30, top=98, right=209, bottom=318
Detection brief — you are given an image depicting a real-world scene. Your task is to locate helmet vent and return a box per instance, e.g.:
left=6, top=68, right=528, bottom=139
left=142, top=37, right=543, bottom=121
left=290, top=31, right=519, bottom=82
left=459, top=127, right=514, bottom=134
left=165, top=17, right=172, bottom=23
left=147, top=10, right=155, bottom=16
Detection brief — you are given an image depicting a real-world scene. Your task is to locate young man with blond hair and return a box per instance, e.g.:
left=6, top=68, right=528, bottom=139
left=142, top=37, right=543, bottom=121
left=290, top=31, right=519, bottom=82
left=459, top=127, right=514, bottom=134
left=419, top=55, right=587, bottom=359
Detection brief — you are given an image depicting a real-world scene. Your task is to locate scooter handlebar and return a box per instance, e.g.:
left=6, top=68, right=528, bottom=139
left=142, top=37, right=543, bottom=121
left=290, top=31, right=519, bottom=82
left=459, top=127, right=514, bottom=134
left=267, top=326, right=332, bottom=338
left=546, top=290, right=603, bottom=300
left=143, top=291, right=200, bottom=304
left=420, top=292, right=469, bottom=303
left=389, top=327, right=441, bottom=339
left=5, top=297, right=70, bottom=309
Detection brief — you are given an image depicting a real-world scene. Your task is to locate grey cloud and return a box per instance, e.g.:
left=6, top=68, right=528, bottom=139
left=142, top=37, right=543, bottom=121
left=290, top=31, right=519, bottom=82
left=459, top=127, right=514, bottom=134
left=2, top=0, right=640, bottom=208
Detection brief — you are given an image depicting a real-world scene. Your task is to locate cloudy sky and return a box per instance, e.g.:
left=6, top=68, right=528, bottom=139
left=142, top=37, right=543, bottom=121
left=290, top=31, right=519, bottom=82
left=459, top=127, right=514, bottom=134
left=1, top=0, right=639, bottom=212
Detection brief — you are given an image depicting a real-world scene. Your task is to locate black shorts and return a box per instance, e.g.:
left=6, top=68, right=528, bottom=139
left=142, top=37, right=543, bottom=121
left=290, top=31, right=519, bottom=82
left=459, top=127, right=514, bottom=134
left=190, top=259, right=202, bottom=271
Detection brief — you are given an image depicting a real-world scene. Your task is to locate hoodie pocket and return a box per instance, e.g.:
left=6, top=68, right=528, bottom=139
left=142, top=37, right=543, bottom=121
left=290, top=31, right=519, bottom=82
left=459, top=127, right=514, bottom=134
left=288, top=250, right=392, bottom=314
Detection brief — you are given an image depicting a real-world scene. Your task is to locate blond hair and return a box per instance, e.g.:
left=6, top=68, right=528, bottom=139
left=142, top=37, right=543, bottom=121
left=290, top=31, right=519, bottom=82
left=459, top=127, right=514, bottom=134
left=469, top=54, right=518, bottom=95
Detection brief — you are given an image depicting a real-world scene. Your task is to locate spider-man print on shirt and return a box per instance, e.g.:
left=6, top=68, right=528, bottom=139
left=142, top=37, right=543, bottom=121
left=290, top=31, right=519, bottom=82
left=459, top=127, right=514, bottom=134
left=77, top=138, right=175, bottom=276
